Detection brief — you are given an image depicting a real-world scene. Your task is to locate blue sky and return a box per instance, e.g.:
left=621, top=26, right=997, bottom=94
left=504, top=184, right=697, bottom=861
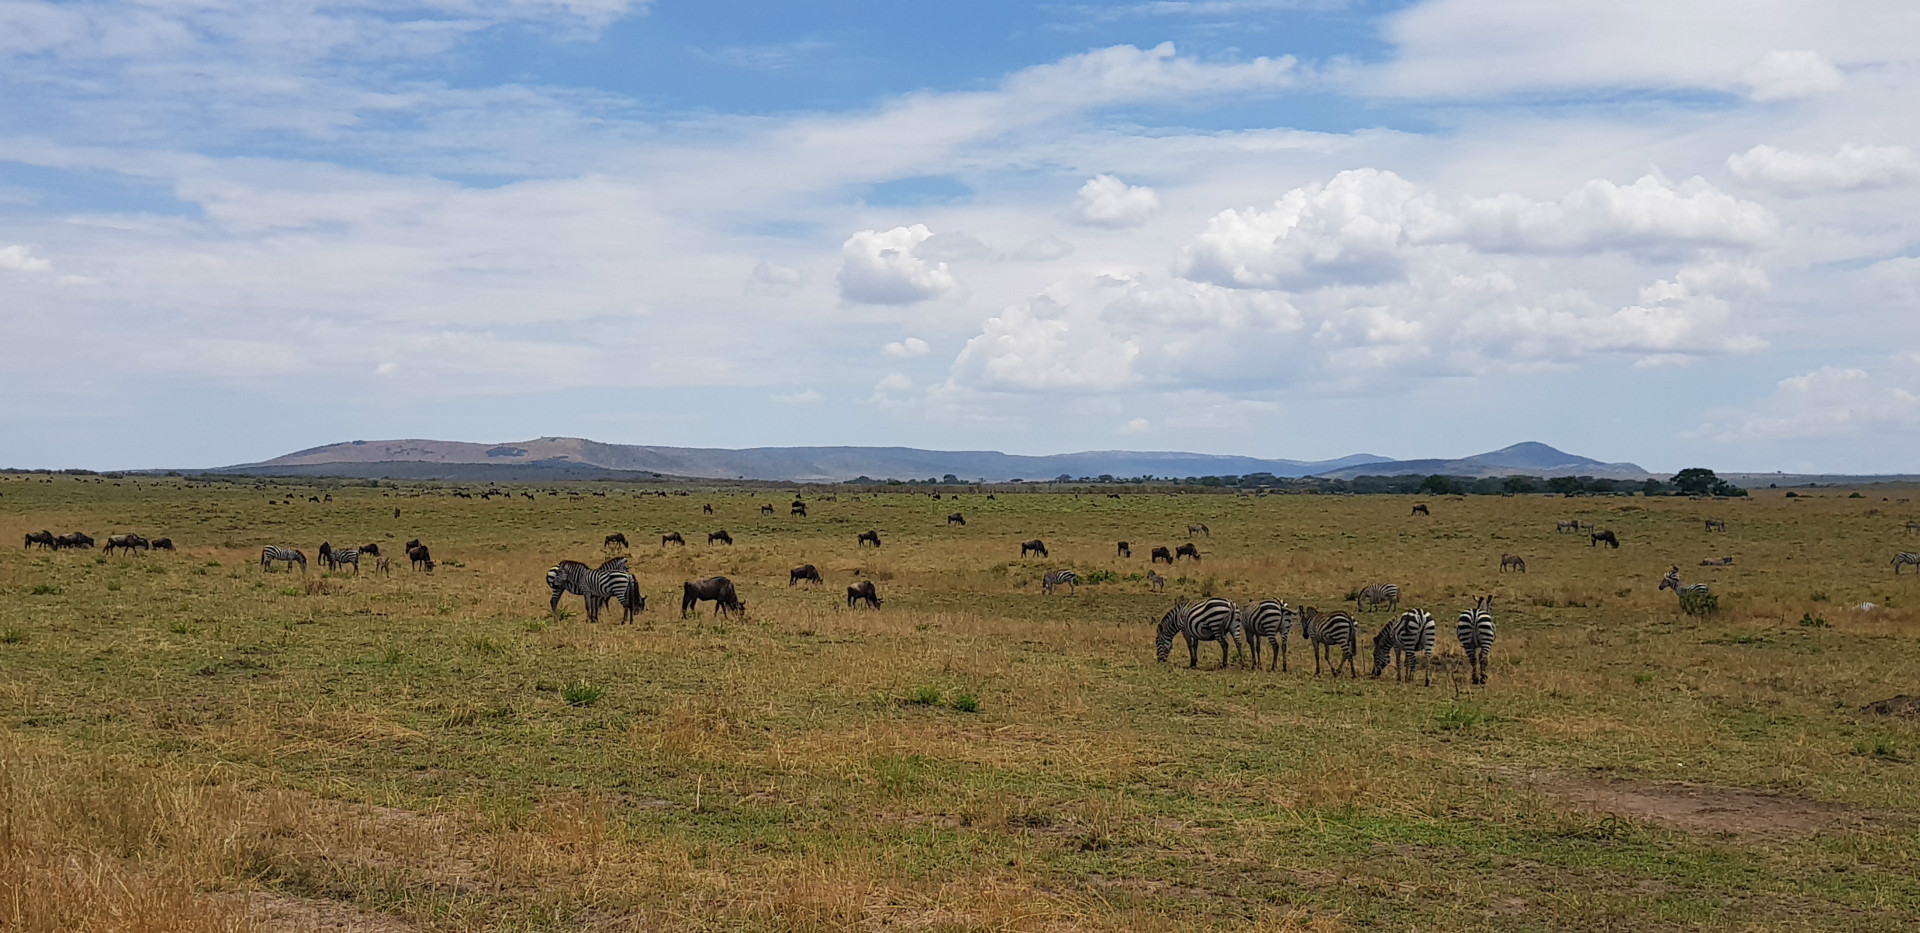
left=2, top=0, right=1917, bottom=472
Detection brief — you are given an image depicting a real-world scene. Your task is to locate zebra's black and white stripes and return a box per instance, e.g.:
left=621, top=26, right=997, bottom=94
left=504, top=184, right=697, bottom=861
left=1893, top=552, right=1920, bottom=575
left=325, top=546, right=360, bottom=573
left=1299, top=607, right=1358, bottom=677
left=547, top=556, right=630, bottom=623
left=260, top=546, right=306, bottom=572
left=1456, top=595, right=1495, bottom=685
left=1042, top=570, right=1078, bottom=594
left=1155, top=598, right=1242, bottom=669
left=1241, top=599, right=1292, bottom=672
left=1351, top=583, right=1400, bottom=613
left=1371, top=609, right=1435, bottom=685
left=1659, top=566, right=1710, bottom=598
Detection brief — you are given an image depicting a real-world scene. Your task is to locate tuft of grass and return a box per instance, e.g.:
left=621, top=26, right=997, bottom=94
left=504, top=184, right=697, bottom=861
left=904, top=685, right=943, bottom=706
left=0, top=627, right=24, bottom=644
left=1799, top=613, right=1829, bottom=628
left=562, top=679, right=603, bottom=707
left=1080, top=569, right=1118, bottom=585
left=1679, top=591, right=1720, bottom=617
left=1436, top=703, right=1489, bottom=731
left=106, top=581, right=121, bottom=591
left=524, top=618, right=547, bottom=633
left=1633, top=670, right=1657, bottom=685
left=948, top=692, right=980, bottom=713
left=466, top=635, right=508, bottom=657
left=1811, top=591, right=1829, bottom=602
left=166, top=621, right=192, bottom=635
left=27, top=584, right=60, bottom=596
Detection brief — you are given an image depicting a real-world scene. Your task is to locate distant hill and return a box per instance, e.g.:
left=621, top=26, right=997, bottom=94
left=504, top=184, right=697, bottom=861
left=207, top=437, right=1650, bottom=483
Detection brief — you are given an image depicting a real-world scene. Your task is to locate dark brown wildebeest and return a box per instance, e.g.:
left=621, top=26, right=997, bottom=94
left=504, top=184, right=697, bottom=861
left=1020, top=539, right=1047, bottom=558
left=150, top=537, right=174, bottom=551
left=1500, top=553, right=1526, bottom=573
left=1700, top=556, right=1734, bottom=566
left=394, top=508, right=401, bottom=519
left=761, top=504, right=775, bottom=514
left=57, top=532, right=95, bottom=550
left=105, top=533, right=149, bottom=555
left=1704, top=518, right=1726, bottom=532
left=1590, top=530, right=1619, bottom=549
left=947, top=513, right=965, bottom=526
left=857, top=530, right=882, bottom=548
left=408, top=543, right=433, bottom=571
left=703, top=503, right=713, bottom=515
left=1116, top=541, right=1130, bottom=558
left=317, top=542, right=333, bottom=566
left=846, top=580, right=882, bottom=609
left=1151, top=546, right=1173, bottom=564
left=604, top=532, right=629, bottom=549
left=792, top=502, right=807, bottom=517
left=406, top=539, right=422, bottom=550
left=682, top=576, right=744, bottom=617
left=24, top=530, right=55, bottom=550
left=661, top=532, right=686, bottom=546
left=1175, top=542, right=1201, bottom=561
left=789, top=564, right=822, bottom=585
left=708, top=530, right=733, bottom=545
left=1412, top=504, right=1430, bottom=516
left=359, top=542, right=380, bottom=557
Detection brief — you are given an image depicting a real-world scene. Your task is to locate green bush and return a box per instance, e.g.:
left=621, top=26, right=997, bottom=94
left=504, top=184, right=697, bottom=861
left=562, top=679, right=603, bottom=707
left=1678, top=591, right=1719, bottom=617
left=949, top=692, right=980, bottom=713
left=904, top=685, right=943, bottom=706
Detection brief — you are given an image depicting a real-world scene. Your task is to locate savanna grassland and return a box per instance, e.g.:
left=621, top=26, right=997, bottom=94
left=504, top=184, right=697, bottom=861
left=4, top=473, right=1920, bottom=932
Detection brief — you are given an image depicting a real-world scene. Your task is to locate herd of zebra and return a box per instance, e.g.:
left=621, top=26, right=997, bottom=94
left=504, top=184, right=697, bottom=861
left=259, top=540, right=435, bottom=574
left=1154, top=594, right=1497, bottom=685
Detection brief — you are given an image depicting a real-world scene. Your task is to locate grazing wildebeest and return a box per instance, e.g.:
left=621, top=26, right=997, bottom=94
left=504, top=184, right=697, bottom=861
left=857, top=530, right=882, bottom=548
left=792, top=502, right=807, bottom=517
left=682, top=576, right=744, bottom=617
left=661, top=532, right=686, bottom=546
left=1117, top=541, right=1130, bottom=558
left=1556, top=520, right=1580, bottom=533
left=1699, top=556, right=1734, bottom=566
left=1147, top=570, right=1165, bottom=591
left=1704, top=519, right=1726, bottom=532
left=1411, top=504, right=1430, bottom=516
left=1500, top=553, right=1526, bottom=573
left=1591, top=530, right=1619, bottom=549
left=57, top=532, right=95, bottom=550
left=708, top=530, right=733, bottom=545
left=846, top=580, right=882, bottom=609
left=308, top=496, right=320, bottom=503
left=704, top=503, right=713, bottom=515
left=761, top=504, right=775, bottom=515
left=789, top=564, right=822, bottom=585
left=408, top=544, right=433, bottom=571
left=317, top=542, right=333, bottom=565
left=1151, top=546, right=1173, bottom=564
left=604, top=532, right=629, bottom=549
left=150, top=537, right=174, bottom=551
left=25, top=530, right=55, bottom=550
left=1187, top=523, right=1210, bottom=538
left=406, top=539, right=422, bottom=550
left=947, top=513, right=965, bottom=526
left=359, top=543, right=379, bottom=557
left=1020, top=539, right=1048, bottom=558
left=1175, top=542, right=1201, bottom=561
left=394, top=508, right=401, bottom=519
left=105, top=534, right=149, bottom=555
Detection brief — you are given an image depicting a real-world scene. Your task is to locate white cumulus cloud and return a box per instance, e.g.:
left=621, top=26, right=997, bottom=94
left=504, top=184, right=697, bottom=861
left=1075, top=174, right=1160, bottom=228
left=1727, top=143, right=1920, bottom=194
left=1694, top=364, right=1920, bottom=441
left=836, top=224, right=958, bottom=304
left=769, top=388, right=823, bottom=404
left=882, top=337, right=930, bottom=357
left=0, top=245, right=51, bottom=273
left=1743, top=49, right=1845, bottom=102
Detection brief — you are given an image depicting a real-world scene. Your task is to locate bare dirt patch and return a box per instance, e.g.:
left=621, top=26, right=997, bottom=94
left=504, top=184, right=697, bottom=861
left=1530, top=773, right=1860, bottom=837
left=221, top=890, right=421, bottom=933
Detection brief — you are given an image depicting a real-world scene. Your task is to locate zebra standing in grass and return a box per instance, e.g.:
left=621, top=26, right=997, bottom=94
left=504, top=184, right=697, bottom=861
left=1658, top=565, right=1710, bottom=599
left=1372, top=609, right=1435, bottom=685
left=1350, top=583, right=1400, bottom=613
left=1041, top=570, right=1078, bottom=594
left=1298, top=606, right=1358, bottom=678
left=325, top=546, right=361, bottom=573
left=1456, top=596, right=1496, bottom=685
left=547, top=556, right=628, bottom=623
left=1154, top=598, right=1243, bottom=669
left=260, top=546, right=306, bottom=572
left=1146, top=570, right=1165, bottom=592
left=1893, top=553, right=1920, bottom=575
left=1241, top=598, right=1293, bottom=672
left=607, top=571, right=645, bottom=623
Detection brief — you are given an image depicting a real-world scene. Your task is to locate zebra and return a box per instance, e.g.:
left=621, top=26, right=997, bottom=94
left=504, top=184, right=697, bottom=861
left=1555, top=520, right=1580, bottom=533
left=326, top=546, right=361, bottom=573
left=547, top=556, right=628, bottom=623
left=1154, top=598, right=1243, bottom=669
left=1348, top=583, right=1400, bottom=613
left=1146, top=570, right=1165, bottom=592
left=1372, top=609, right=1436, bottom=685
left=1893, top=553, right=1920, bottom=575
left=1298, top=607, right=1358, bottom=677
left=1041, top=570, right=1077, bottom=594
left=607, top=571, right=645, bottom=622
left=260, top=546, right=306, bottom=572
left=1659, top=565, right=1710, bottom=599
left=1456, top=596, right=1496, bottom=685
left=1186, top=523, right=1210, bottom=538
left=1241, top=598, right=1293, bottom=672
left=1704, top=519, right=1726, bottom=532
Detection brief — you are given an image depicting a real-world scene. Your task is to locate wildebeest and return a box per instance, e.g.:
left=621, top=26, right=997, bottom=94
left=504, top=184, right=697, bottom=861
left=56, top=532, right=95, bottom=550
left=1020, top=539, right=1048, bottom=558
left=359, top=542, right=379, bottom=557
left=394, top=508, right=401, bottom=519
left=947, top=513, right=965, bottom=526
left=1412, top=504, right=1430, bottom=516
left=150, top=537, right=174, bottom=551
left=846, top=580, right=882, bottom=609
left=25, top=530, right=55, bottom=549
left=1500, top=553, right=1526, bottom=573
left=708, top=530, right=733, bottom=545
left=1175, top=542, right=1200, bottom=561
left=682, top=576, right=744, bottom=617
left=1151, top=546, right=1173, bottom=564
left=789, top=564, right=822, bottom=585
left=761, top=504, right=775, bottom=515
left=1187, top=523, right=1210, bottom=538
left=406, top=538, right=422, bottom=550
left=858, top=530, right=882, bottom=548
left=792, top=502, right=807, bottom=517
left=1704, top=519, right=1726, bottom=532
left=317, top=542, right=333, bottom=565
left=704, top=503, right=713, bottom=515
left=604, top=533, right=629, bottom=549
left=105, top=533, right=149, bottom=555
left=1699, top=556, right=1734, bottom=566
left=661, top=532, right=686, bottom=546
left=408, top=543, right=434, bottom=571
left=1591, top=530, right=1620, bottom=549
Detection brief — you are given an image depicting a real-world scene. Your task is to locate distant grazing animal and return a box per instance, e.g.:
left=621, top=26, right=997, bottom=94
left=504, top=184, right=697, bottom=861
left=1299, top=607, right=1358, bottom=677
left=405, top=539, right=422, bottom=550
left=792, top=502, right=807, bottom=517
left=56, top=532, right=95, bottom=550
left=661, top=532, right=685, bottom=546
left=1150, top=546, right=1173, bottom=564
left=325, top=546, right=361, bottom=573
left=1241, top=599, right=1293, bottom=672
left=359, top=543, right=379, bottom=557
left=308, top=496, right=320, bottom=503
left=1116, top=541, right=1130, bottom=558
left=375, top=556, right=391, bottom=576
left=260, top=546, right=306, bottom=573
left=1348, top=583, right=1400, bottom=613
left=1704, top=519, right=1726, bottom=532
left=317, top=542, right=332, bottom=566
left=947, top=513, right=965, bottom=526
left=150, top=537, right=174, bottom=551
left=1590, top=530, right=1619, bottom=549
left=1556, top=520, right=1580, bottom=533
left=682, top=576, right=744, bottom=617
left=1042, top=570, right=1077, bottom=594
left=1020, top=539, right=1047, bottom=558
left=1186, top=523, right=1210, bottom=538
left=1146, top=570, right=1165, bottom=592
left=604, top=533, right=629, bottom=549
left=407, top=544, right=433, bottom=571
left=1372, top=609, right=1436, bottom=685
left=761, top=504, right=775, bottom=515
left=846, top=580, right=883, bottom=609
left=105, top=534, right=149, bottom=555
left=1659, top=566, right=1711, bottom=602
left=1500, top=553, right=1526, bottom=573
left=1908, top=521, right=1920, bottom=535
left=703, top=503, right=713, bottom=515
left=1700, top=556, right=1734, bottom=566
left=986, top=494, right=995, bottom=500
left=1893, top=553, right=1920, bottom=575
left=1411, top=504, right=1430, bottom=516
left=24, top=530, right=55, bottom=550
left=789, top=564, right=822, bottom=585
left=608, top=571, right=645, bottom=622
left=1456, top=596, right=1496, bottom=685
left=1155, top=598, right=1243, bottom=669
left=858, top=530, right=882, bottom=548
left=708, top=530, right=733, bottom=545
left=1174, top=543, right=1200, bottom=561
left=394, top=508, right=401, bottom=519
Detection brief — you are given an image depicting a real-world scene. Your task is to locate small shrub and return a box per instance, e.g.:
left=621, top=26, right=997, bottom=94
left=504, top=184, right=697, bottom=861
left=27, top=584, right=59, bottom=596
left=1678, top=591, right=1719, bottom=617
left=904, top=685, right=943, bottom=706
left=204, top=560, right=221, bottom=568
left=1849, top=492, right=1864, bottom=499
left=0, top=628, right=24, bottom=644
left=107, top=581, right=121, bottom=591
left=1632, top=670, right=1656, bottom=685
left=1799, top=613, right=1829, bottom=628
left=524, top=618, right=547, bottom=633
left=1810, top=591, right=1829, bottom=602
left=467, top=636, right=508, bottom=657
left=1437, top=704, right=1488, bottom=731
left=1784, top=491, right=1799, bottom=498
left=562, top=680, right=603, bottom=707
left=1080, top=569, right=1118, bottom=585
left=167, top=621, right=192, bottom=634
left=949, top=692, right=980, bottom=713
left=1614, top=587, right=1632, bottom=598
left=279, top=587, right=303, bottom=597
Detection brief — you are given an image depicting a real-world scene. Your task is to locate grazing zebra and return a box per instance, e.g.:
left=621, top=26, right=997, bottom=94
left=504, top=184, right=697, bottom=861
left=1893, top=553, right=1920, bottom=575
left=1555, top=520, right=1580, bottom=533
left=1116, top=541, right=1130, bottom=558
left=1186, top=523, right=1210, bottom=538
left=1041, top=570, right=1077, bottom=594
left=1500, top=553, right=1526, bottom=573
left=260, top=546, right=306, bottom=572
left=1456, top=596, right=1495, bottom=685
left=326, top=546, right=361, bottom=573
left=1154, top=598, right=1243, bottom=669
left=1704, top=519, right=1726, bottom=532
left=1349, top=583, right=1400, bottom=613
left=1658, top=565, right=1710, bottom=599
left=1146, top=570, right=1165, bottom=592
left=1298, top=607, right=1358, bottom=677
left=1372, top=609, right=1436, bottom=685
left=1241, top=599, right=1293, bottom=672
